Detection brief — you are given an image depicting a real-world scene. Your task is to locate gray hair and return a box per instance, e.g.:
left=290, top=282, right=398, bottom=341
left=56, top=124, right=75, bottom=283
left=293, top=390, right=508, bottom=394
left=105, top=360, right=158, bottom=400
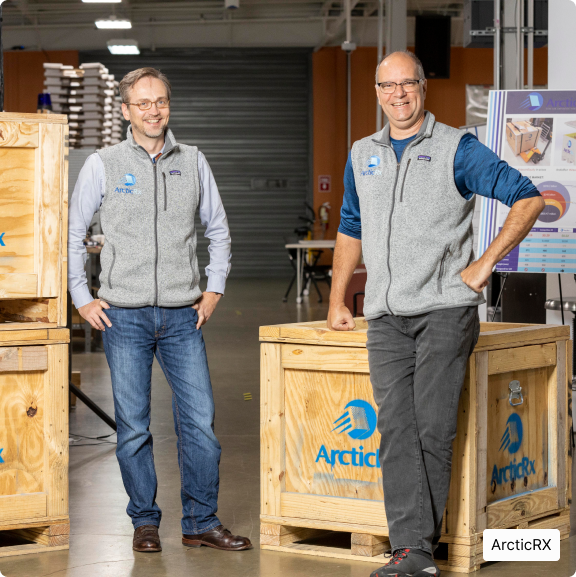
left=375, top=51, right=425, bottom=83
left=119, top=67, right=172, bottom=103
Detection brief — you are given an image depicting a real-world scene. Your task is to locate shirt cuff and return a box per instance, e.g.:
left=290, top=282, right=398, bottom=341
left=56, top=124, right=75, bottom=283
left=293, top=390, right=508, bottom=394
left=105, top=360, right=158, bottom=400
left=514, top=189, right=542, bottom=201
left=206, top=274, right=227, bottom=295
left=70, top=286, right=94, bottom=309
left=337, top=224, right=362, bottom=240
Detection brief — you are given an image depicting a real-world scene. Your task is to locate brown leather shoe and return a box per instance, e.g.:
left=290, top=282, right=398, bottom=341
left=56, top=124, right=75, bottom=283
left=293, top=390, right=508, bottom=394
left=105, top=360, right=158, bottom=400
left=182, top=525, right=252, bottom=551
left=133, top=525, right=162, bottom=552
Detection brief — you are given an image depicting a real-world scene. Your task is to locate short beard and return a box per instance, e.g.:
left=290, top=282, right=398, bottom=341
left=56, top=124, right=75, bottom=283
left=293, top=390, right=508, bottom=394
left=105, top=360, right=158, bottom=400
left=143, top=127, right=165, bottom=138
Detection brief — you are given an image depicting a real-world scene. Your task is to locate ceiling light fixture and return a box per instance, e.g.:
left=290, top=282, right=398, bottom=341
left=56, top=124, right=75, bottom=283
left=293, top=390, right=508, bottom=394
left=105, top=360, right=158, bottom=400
left=107, top=39, right=140, bottom=55
left=96, top=16, right=132, bottom=29
left=83, top=0, right=122, bottom=4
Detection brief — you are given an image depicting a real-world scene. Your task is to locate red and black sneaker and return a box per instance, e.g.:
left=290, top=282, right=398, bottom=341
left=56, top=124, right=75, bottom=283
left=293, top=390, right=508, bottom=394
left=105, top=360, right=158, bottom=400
left=370, top=548, right=441, bottom=577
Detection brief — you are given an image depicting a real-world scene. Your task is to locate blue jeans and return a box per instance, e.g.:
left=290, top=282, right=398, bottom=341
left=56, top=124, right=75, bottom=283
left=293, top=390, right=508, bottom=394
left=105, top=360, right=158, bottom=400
left=102, top=305, right=222, bottom=534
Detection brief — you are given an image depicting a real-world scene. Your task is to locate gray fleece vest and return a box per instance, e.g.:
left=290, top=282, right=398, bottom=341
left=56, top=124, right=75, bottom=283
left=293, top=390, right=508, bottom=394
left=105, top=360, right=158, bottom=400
left=97, top=127, right=202, bottom=308
left=351, top=112, right=485, bottom=319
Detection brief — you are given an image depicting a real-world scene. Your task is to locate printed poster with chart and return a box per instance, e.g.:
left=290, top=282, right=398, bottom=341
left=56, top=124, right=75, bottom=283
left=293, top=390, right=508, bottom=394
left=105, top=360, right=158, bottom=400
left=478, top=89, right=576, bottom=273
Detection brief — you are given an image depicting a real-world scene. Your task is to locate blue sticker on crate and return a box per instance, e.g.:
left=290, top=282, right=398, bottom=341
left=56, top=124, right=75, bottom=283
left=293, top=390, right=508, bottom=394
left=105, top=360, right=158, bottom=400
left=170, top=170, right=181, bottom=176
left=418, top=155, right=431, bottom=161
left=0, top=448, right=4, bottom=463
left=0, top=233, right=5, bottom=246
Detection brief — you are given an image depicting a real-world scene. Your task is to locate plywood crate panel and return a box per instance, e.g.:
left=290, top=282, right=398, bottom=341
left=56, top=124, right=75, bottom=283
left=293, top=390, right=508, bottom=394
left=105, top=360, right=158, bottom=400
left=0, top=331, right=70, bottom=557
left=0, top=112, right=69, bottom=329
left=260, top=320, right=572, bottom=573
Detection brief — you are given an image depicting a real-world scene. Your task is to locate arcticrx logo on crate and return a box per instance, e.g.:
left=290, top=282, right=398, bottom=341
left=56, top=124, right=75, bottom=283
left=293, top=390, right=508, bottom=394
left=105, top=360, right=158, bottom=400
left=315, top=400, right=379, bottom=469
left=0, top=233, right=5, bottom=246
left=332, top=399, right=377, bottom=439
left=115, top=173, right=142, bottom=195
left=492, top=413, right=536, bottom=487
left=362, top=156, right=382, bottom=176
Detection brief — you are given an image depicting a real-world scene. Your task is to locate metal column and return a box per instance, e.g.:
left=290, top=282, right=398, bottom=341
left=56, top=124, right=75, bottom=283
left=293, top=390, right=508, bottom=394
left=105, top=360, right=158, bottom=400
left=501, top=0, right=522, bottom=90
left=494, top=0, right=501, bottom=90
left=527, top=0, right=534, bottom=89
left=385, top=0, right=407, bottom=54
left=376, top=0, right=384, bottom=131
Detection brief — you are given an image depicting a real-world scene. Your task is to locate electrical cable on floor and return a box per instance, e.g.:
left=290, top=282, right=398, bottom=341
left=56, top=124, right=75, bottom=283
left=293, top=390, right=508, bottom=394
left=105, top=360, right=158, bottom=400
left=69, top=432, right=117, bottom=447
left=490, top=272, right=509, bottom=323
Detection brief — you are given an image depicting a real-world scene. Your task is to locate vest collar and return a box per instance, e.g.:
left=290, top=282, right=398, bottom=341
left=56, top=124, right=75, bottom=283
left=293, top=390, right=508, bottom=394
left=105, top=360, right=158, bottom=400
left=373, top=111, right=435, bottom=147
left=126, top=125, right=179, bottom=157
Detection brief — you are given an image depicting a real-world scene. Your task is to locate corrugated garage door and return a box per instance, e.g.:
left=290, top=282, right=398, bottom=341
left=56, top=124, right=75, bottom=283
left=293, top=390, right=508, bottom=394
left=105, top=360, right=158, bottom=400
left=79, top=48, right=311, bottom=278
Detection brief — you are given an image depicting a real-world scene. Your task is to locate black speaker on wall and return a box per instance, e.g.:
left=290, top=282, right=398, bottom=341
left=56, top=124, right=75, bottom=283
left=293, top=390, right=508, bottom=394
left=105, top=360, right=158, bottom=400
left=415, top=15, right=451, bottom=79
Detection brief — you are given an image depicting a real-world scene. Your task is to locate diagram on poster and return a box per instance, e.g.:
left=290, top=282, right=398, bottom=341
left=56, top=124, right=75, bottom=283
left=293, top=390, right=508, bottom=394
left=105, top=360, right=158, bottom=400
left=478, top=90, right=576, bottom=273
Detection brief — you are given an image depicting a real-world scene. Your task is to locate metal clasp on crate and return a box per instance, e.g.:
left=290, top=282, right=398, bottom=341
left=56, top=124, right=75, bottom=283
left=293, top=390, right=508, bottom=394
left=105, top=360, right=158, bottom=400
left=508, top=380, right=524, bottom=407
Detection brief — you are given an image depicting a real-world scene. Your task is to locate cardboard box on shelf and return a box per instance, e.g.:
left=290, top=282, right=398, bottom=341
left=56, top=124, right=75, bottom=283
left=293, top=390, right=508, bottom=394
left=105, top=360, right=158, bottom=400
left=506, top=120, right=542, bottom=155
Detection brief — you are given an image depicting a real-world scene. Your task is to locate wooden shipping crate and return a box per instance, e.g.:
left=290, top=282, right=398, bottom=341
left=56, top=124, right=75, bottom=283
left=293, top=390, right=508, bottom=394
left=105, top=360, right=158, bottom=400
left=0, top=112, right=69, bottom=329
left=260, top=320, right=572, bottom=573
left=0, top=329, right=70, bottom=558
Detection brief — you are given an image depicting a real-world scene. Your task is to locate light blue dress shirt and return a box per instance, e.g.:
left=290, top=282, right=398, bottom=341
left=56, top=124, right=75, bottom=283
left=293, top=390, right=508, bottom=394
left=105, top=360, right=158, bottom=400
left=68, top=145, right=231, bottom=309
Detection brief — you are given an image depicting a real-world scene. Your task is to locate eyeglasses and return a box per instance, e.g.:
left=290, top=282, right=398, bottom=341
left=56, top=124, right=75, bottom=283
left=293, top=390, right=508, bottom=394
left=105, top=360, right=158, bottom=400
left=126, top=99, right=170, bottom=111
left=377, top=79, right=423, bottom=94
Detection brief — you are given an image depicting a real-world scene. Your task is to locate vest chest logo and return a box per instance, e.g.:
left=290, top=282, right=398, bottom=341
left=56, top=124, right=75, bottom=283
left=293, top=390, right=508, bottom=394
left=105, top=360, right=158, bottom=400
left=418, top=155, right=431, bottom=162
left=169, top=170, right=181, bottom=176
left=361, top=155, right=382, bottom=176
left=115, top=173, right=142, bottom=195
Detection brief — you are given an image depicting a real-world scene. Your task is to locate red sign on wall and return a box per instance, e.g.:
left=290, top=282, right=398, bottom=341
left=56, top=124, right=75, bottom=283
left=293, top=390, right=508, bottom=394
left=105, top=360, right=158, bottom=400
left=318, top=175, right=331, bottom=193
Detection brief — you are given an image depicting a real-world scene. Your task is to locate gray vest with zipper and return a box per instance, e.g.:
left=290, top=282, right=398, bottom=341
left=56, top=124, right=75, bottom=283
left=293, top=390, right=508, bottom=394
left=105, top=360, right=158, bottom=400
left=97, top=127, right=202, bottom=308
left=351, top=112, right=485, bottom=319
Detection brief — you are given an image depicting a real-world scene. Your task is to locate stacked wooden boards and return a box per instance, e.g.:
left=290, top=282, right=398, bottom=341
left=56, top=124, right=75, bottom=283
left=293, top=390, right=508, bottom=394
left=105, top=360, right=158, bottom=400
left=260, top=320, right=572, bottom=573
left=0, top=112, right=70, bottom=557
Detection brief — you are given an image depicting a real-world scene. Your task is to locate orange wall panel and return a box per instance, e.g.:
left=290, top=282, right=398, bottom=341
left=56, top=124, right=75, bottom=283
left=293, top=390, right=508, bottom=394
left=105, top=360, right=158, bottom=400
left=3, top=51, right=79, bottom=114
left=312, top=47, right=348, bottom=240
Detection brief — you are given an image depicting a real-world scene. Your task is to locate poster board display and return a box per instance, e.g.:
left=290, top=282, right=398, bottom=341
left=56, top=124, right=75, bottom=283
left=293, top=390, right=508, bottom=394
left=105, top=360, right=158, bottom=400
left=478, top=90, right=576, bottom=273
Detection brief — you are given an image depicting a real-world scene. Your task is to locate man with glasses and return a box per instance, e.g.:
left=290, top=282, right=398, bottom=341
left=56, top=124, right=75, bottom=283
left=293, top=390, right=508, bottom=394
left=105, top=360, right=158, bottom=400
left=327, top=51, right=544, bottom=577
left=68, top=67, right=251, bottom=553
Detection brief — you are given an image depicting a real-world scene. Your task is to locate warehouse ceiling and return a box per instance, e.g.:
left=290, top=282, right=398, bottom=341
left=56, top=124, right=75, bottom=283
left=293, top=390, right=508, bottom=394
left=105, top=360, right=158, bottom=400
left=2, top=0, right=466, bottom=51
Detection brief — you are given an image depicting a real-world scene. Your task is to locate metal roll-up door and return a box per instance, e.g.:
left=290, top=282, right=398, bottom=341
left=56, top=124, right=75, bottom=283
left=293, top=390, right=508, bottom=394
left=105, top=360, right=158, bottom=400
left=79, top=48, right=311, bottom=278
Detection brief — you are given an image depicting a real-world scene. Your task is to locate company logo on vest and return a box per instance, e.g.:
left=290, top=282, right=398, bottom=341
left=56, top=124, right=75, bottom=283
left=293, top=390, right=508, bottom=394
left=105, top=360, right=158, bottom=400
left=492, top=413, right=536, bottom=487
left=316, top=399, right=380, bottom=469
left=362, top=156, right=382, bottom=176
left=115, top=173, right=142, bottom=195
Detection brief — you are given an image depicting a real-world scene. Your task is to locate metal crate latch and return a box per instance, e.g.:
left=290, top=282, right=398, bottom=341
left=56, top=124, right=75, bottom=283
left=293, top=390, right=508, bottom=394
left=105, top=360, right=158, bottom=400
left=508, top=380, right=524, bottom=407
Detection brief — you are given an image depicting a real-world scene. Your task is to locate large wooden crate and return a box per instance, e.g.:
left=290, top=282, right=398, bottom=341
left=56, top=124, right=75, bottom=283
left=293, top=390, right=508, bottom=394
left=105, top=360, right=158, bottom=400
left=260, top=320, right=572, bottom=573
left=0, top=329, right=70, bottom=557
left=0, top=111, right=69, bottom=329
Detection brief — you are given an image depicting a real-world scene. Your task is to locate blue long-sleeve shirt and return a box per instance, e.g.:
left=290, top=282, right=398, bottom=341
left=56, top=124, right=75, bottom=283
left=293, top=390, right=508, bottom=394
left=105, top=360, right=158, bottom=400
left=339, top=132, right=541, bottom=240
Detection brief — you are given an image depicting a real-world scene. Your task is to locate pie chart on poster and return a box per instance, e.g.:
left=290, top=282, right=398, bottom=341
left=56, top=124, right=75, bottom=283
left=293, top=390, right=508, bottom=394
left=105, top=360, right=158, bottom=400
left=537, top=181, right=570, bottom=223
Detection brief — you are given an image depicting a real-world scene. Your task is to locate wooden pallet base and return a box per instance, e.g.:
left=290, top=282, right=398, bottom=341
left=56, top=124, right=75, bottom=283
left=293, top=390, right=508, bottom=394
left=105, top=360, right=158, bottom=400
left=0, top=520, right=70, bottom=558
left=261, top=508, right=570, bottom=573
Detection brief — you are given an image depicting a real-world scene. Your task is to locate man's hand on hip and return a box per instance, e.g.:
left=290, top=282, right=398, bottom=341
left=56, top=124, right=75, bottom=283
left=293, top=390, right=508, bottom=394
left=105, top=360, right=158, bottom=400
left=78, top=299, right=112, bottom=331
left=192, top=292, right=222, bottom=329
left=460, top=259, right=493, bottom=293
left=327, top=303, right=356, bottom=331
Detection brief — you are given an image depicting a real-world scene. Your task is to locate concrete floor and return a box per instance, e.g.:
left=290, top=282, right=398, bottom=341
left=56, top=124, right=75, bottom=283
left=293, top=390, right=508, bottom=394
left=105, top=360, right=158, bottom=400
left=1, top=278, right=576, bottom=577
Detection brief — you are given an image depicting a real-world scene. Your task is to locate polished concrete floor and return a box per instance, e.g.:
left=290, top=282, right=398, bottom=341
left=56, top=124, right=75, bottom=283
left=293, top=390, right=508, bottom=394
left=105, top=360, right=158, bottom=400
left=1, top=278, right=576, bottom=577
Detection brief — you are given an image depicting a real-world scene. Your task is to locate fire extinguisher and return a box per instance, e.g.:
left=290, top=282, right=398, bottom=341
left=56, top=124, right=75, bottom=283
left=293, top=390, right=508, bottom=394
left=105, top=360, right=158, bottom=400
left=319, top=202, right=331, bottom=239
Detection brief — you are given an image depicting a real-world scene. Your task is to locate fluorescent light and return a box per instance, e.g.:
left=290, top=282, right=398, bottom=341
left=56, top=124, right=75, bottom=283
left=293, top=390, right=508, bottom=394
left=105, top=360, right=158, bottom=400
left=83, top=1, right=122, bottom=3
left=96, top=17, right=132, bottom=29
left=107, top=39, right=140, bottom=55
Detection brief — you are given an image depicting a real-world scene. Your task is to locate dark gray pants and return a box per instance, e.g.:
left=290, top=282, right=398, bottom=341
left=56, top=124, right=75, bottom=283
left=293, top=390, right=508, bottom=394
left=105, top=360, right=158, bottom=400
left=367, top=306, right=480, bottom=554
